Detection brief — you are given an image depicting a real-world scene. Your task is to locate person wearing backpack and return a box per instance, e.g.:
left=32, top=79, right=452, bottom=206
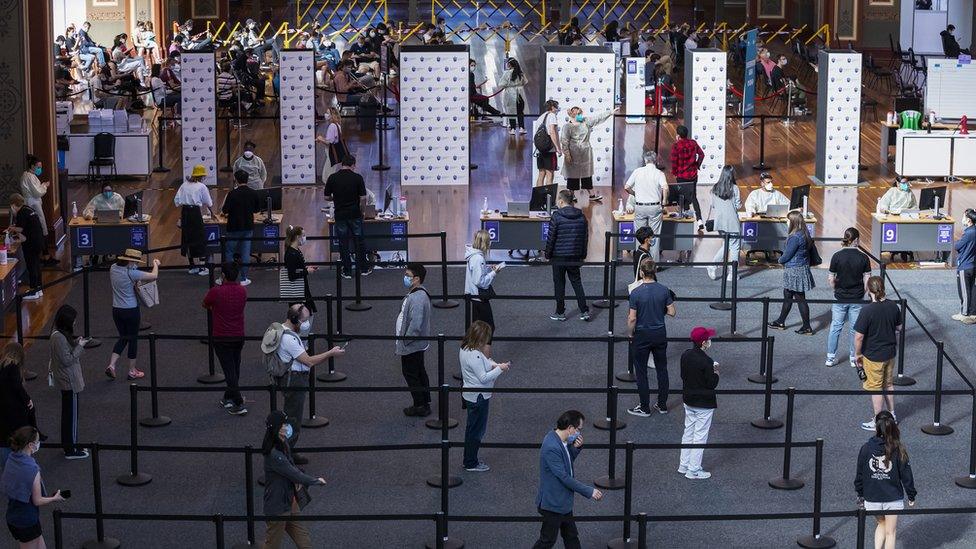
left=262, top=304, right=345, bottom=464
left=534, top=99, right=563, bottom=188
left=396, top=263, right=433, bottom=417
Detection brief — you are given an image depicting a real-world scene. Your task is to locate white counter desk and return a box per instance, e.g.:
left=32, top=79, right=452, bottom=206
left=895, top=129, right=976, bottom=178
left=65, top=124, right=154, bottom=179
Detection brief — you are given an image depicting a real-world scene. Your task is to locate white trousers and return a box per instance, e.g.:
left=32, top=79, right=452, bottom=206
left=678, top=405, right=714, bottom=473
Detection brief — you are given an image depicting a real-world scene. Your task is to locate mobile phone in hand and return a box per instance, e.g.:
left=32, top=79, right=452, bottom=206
left=61, top=489, right=71, bottom=499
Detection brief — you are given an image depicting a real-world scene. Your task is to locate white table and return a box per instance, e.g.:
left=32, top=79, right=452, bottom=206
left=895, top=129, right=976, bottom=178
left=66, top=126, right=154, bottom=179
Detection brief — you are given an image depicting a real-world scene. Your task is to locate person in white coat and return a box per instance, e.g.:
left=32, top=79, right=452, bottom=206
left=496, top=58, right=528, bottom=135
left=20, top=155, right=55, bottom=265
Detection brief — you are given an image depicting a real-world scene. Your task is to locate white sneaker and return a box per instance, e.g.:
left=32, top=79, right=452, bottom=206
left=188, top=268, right=200, bottom=275
left=706, top=266, right=717, bottom=280
left=22, top=292, right=41, bottom=301
left=685, top=470, right=711, bottom=479
left=825, top=355, right=837, bottom=367
left=861, top=420, right=876, bottom=431
left=197, top=268, right=210, bottom=276
left=214, top=278, right=223, bottom=285
left=677, top=466, right=688, bottom=475
left=952, top=313, right=967, bottom=321
left=849, top=356, right=857, bottom=367
left=518, top=128, right=527, bottom=134
left=240, top=278, right=252, bottom=286
left=509, top=128, right=516, bottom=135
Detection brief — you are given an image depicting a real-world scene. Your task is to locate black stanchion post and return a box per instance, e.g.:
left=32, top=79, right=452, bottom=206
left=82, top=267, right=101, bottom=347
left=710, top=234, right=732, bottom=311
left=607, top=261, right=618, bottom=334
left=728, top=259, right=740, bottom=336
left=214, top=514, right=226, bottom=549
left=769, top=387, right=804, bottom=489
left=856, top=508, right=866, bottom=549
left=15, top=294, right=23, bottom=344
left=153, top=117, right=170, bottom=173
left=752, top=115, right=772, bottom=170
left=426, top=335, right=458, bottom=430
left=82, top=444, right=121, bottom=549
left=220, top=118, right=233, bottom=172
left=53, top=509, right=63, bottom=549
left=231, top=446, right=256, bottom=549
left=139, top=333, right=171, bottom=427
left=432, top=232, right=458, bottom=308
left=198, top=306, right=225, bottom=384
left=594, top=232, right=613, bottom=308
left=345, top=257, right=371, bottom=311
left=464, top=294, right=471, bottom=331
left=303, top=335, right=329, bottom=428
left=334, top=266, right=346, bottom=338
left=372, top=72, right=391, bottom=171
left=797, top=439, right=835, bottom=548
left=317, top=295, right=347, bottom=382
left=595, top=387, right=626, bottom=489
left=425, top=384, right=462, bottom=489
left=616, top=338, right=636, bottom=383
left=749, top=298, right=777, bottom=384
left=595, top=335, right=626, bottom=431
left=752, top=336, right=783, bottom=429
left=637, top=512, right=648, bottom=549
left=607, top=441, right=636, bottom=548
left=117, top=384, right=152, bottom=486
left=922, top=341, right=954, bottom=435
left=892, top=299, right=915, bottom=386
left=427, top=511, right=462, bottom=549
left=954, top=391, right=976, bottom=488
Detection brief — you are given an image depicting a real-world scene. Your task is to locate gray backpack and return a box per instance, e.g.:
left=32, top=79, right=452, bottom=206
left=262, top=322, right=299, bottom=379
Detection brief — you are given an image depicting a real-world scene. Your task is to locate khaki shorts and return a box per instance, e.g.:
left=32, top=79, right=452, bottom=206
left=862, top=357, right=894, bottom=391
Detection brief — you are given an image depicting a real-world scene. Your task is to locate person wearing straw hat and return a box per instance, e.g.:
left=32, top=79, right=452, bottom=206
left=174, top=164, right=216, bottom=276
left=106, top=249, right=159, bottom=381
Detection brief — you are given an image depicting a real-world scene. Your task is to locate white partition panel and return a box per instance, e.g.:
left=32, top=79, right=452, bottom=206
left=180, top=51, right=217, bottom=186
left=539, top=45, right=616, bottom=188
left=399, top=45, right=470, bottom=186
left=683, top=48, right=727, bottom=186
left=279, top=50, right=316, bottom=184
left=814, top=51, right=862, bottom=186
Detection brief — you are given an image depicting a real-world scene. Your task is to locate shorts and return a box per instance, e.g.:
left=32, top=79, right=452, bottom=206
left=566, top=177, right=593, bottom=190
left=862, top=357, right=894, bottom=391
left=864, top=500, right=904, bottom=511
left=536, top=151, right=557, bottom=171
left=8, top=522, right=41, bottom=543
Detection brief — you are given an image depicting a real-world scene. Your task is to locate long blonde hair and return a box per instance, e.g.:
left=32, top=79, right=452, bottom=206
left=471, top=230, right=491, bottom=256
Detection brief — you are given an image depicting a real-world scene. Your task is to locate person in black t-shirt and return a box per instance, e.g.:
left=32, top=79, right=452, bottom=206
left=854, top=277, right=902, bottom=431
left=324, top=155, right=371, bottom=278
left=8, top=194, right=44, bottom=300
left=221, top=170, right=262, bottom=285
left=826, top=228, right=872, bottom=367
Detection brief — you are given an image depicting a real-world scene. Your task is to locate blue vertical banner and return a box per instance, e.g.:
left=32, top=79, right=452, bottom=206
left=743, top=29, right=758, bottom=128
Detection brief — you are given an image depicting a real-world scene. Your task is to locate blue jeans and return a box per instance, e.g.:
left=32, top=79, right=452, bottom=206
left=827, top=303, right=861, bottom=358
left=78, top=52, right=96, bottom=70
left=85, top=46, right=105, bottom=66
left=463, top=395, right=490, bottom=468
left=333, top=218, right=368, bottom=274
left=224, top=230, right=253, bottom=280
left=632, top=329, right=669, bottom=410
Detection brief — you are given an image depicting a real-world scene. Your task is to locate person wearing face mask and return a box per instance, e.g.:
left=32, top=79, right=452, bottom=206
left=0, top=343, right=36, bottom=468
left=532, top=409, right=603, bottom=548
left=175, top=165, right=217, bottom=275
left=396, top=264, right=433, bottom=417
left=560, top=106, right=617, bottom=202
left=82, top=182, right=125, bottom=219
left=221, top=170, right=261, bottom=285
left=496, top=58, right=528, bottom=135
left=334, top=60, right=365, bottom=105
left=469, top=59, right=503, bottom=121
left=627, top=258, right=677, bottom=418
left=854, top=277, right=902, bottom=431
left=232, top=141, right=268, bottom=190
left=2, top=426, right=65, bottom=548
left=877, top=178, right=918, bottom=263
left=261, top=410, right=327, bottom=549
left=826, top=228, right=872, bottom=366
left=281, top=226, right=318, bottom=326
left=8, top=194, right=46, bottom=301
left=678, top=327, right=720, bottom=480
left=744, top=172, right=789, bottom=216
left=953, top=209, right=976, bottom=324
left=324, top=155, right=371, bottom=278
left=20, top=155, right=55, bottom=267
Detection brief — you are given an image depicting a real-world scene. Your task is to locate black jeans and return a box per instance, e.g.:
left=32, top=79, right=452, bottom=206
left=23, top=248, right=42, bottom=293
left=775, top=289, right=811, bottom=329
left=551, top=261, right=588, bottom=315
left=400, top=351, right=431, bottom=408
left=213, top=338, right=244, bottom=406
left=333, top=218, right=369, bottom=275
left=470, top=299, right=495, bottom=338
left=632, top=329, right=669, bottom=410
left=111, top=307, right=140, bottom=359
left=509, top=95, right=525, bottom=129
left=532, top=508, right=581, bottom=549
left=672, top=178, right=703, bottom=222
left=277, top=371, right=309, bottom=448
left=61, top=390, right=79, bottom=455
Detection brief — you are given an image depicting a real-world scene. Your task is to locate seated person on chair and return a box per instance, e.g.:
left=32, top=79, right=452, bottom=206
left=941, top=25, right=971, bottom=58
left=769, top=55, right=807, bottom=113
left=878, top=177, right=919, bottom=263
left=744, top=172, right=790, bottom=261
left=334, top=60, right=366, bottom=105
left=82, top=183, right=125, bottom=220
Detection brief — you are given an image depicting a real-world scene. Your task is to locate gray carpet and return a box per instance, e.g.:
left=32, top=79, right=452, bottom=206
left=13, top=262, right=976, bottom=548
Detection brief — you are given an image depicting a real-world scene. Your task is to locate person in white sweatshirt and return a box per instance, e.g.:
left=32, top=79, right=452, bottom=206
left=460, top=321, right=510, bottom=472
left=464, top=230, right=504, bottom=337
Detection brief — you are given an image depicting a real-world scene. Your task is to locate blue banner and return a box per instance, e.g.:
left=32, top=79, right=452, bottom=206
left=129, top=226, right=147, bottom=249
left=743, top=29, right=758, bottom=127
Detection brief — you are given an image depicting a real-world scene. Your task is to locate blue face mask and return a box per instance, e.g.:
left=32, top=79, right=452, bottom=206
left=403, top=275, right=413, bottom=288
left=567, top=433, right=579, bottom=445
left=33, top=167, right=42, bottom=176
left=898, top=182, right=909, bottom=192
left=575, top=114, right=584, bottom=122
left=103, top=191, right=113, bottom=200
left=283, top=424, right=293, bottom=439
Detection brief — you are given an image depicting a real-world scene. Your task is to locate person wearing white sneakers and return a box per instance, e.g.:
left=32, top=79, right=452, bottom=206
left=496, top=57, right=527, bottom=135
left=460, top=321, right=511, bottom=472
left=175, top=164, right=216, bottom=276
left=705, top=166, right=741, bottom=282
left=953, top=209, right=976, bottom=324
left=678, top=327, right=719, bottom=480
left=826, top=228, right=872, bottom=367
left=106, top=250, right=160, bottom=381
left=854, top=277, right=901, bottom=431
left=221, top=170, right=261, bottom=286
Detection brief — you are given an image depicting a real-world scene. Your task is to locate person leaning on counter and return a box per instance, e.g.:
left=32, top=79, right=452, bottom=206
left=876, top=177, right=919, bottom=263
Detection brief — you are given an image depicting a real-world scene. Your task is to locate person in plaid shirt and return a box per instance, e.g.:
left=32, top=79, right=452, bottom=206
left=669, top=125, right=705, bottom=231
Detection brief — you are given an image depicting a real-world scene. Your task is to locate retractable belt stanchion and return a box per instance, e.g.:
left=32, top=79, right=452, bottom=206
left=709, top=233, right=732, bottom=311
left=796, top=439, right=836, bottom=548
left=346, top=258, right=371, bottom=311
left=594, top=232, right=613, bottom=308
left=595, top=386, right=626, bottom=490
left=303, top=334, right=330, bottom=428
left=82, top=444, right=121, bottom=549
left=426, top=335, right=458, bottom=430
left=153, top=116, right=171, bottom=173
left=748, top=298, right=776, bottom=384
left=727, top=260, right=741, bottom=336
left=317, top=295, right=347, bottom=382
left=612, top=260, right=635, bottom=383
left=955, top=391, right=976, bottom=488
left=334, top=268, right=348, bottom=342
left=220, top=118, right=234, bottom=173
left=53, top=509, right=63, bottom=549
left=751, top=336, right=782, bottom=429
left=230, top=446, right=255, bottom=549
left=432, top=233, right=459, bottom=309
left=769, top=387, right=804, bottom=489
left=426, top=383, right=462, bottom=489
left=139, top=333, right=171, bottom=427
left=214, top=514, right=226, bottom=549
left=428, top=510, right=462, bottom=549
left=607, top=441, right=637, bottom=548
left=595, top=335, right=626, bottom=431
left=855, top=508, right=867, bottom=549
left=637, top=512, right=648, bottom=549
left=82, top=266, right=102, bottom=348
left=117, top=383, right=152, bottom=486
left=922, top=341, right=954, bottom=435
left=892, top=299, right=915, bottom=386
left=752, top=115, right=772, bottom=170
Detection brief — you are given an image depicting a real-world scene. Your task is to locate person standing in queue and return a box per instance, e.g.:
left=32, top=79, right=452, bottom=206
left=175, top=164, right=216, bottom=276
left=627, top=258, right=676, bottom=417
left=669, top=125, right=705, bottom=231
left=705, top=166, right=742, bottom=282
left=460, top=321, right=511, bottom=472
left=532, top=410, right=603, bottom=549
left=826, top=227, right=872, bottom=366
left=203, top=263, right=249, bottom=416
left=678, top=326, right=719, bottom=479
left=854, top=277, right=901, bottom=431
left=106, top=250, right=160, bottom=380
left=50, top=305, right=91, bottom=459
left=855, top=410, right=917, bottom=549
left=324, top=154, right=371, bottom=279
left=464, top=229, right=504, bottom=337
left=222, top=170, right=261, bottom=286
left=546, top=190, right=590, bottom=322
left=8, top=194, right=45, bottom=301
left=2, top=427, right=65, bottom=548
left=953, top=209, right=976, bottom=324
left=396, top=263, right=433, bottom=417
left=624, top=152, right=668, bottom=260
left=560, top=106, right=617, bottom=202
left=281, top=226, right=317, bottom=337
left=768, top=211, right=817, bottom=335
left=0, top=343, right=36, bottom=467
left=534, top=99, right=562, bottom=188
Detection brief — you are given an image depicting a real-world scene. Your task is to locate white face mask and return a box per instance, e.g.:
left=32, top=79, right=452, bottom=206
left=702, top=340, right=711, bottom=350
left=762, top=182, right=773, bottom=191
left=299, top=235, right=307, bottom=246
left=299, top=319, right=311, bottom=334
left=243, top=151, right=254, bottom=159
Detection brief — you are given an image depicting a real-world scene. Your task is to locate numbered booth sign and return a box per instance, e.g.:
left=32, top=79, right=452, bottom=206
left=130, top=226, right=147, bottom=249
left=541, top=222, right=550, bottom=242
left=263, top=224, right=280, bottom=248
left=391, top=222, right=407, bottom=242
left=937, top=224, right=953, bottom=245
left=484, top=221, right=500, bottom=243
left=205, top=225, right=220, bottom=249
left=76, top=227, right=94, bottom=249
left=741, top=221, right=758, bottom=243
left=619, top=221, right=634, bottom=244
left=881, top=223, right=898, bottom=245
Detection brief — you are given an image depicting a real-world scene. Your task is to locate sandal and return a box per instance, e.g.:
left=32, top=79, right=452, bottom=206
left=795, top=328, right=815, bottom=336
left=767, top=321, right=786, bottom=330
left=105, top=366, right=116, bottom=380
left=127, top=369, right=145, bottom=380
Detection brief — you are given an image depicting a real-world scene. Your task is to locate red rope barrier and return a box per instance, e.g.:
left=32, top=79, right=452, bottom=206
left=728, top=84, right=787, bottom=101
left=659, top=82, right=684, bottom=100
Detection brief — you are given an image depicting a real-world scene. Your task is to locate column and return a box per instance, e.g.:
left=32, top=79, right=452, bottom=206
left=813, top=50, right=862, bottom=186
left=181, top=51, right=218, bottom=186
left=683, top=48, right=728, bottom=186
left=279, top=50, right=316, bottom=185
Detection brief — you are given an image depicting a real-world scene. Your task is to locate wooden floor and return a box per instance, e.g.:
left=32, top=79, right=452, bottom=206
left=16, top=34, right=976, bottom=341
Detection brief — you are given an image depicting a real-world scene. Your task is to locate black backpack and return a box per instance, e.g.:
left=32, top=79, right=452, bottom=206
left=534, top=112, right=554, bottom=152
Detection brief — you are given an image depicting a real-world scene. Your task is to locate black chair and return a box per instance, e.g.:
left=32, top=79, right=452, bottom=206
left=87, top=132, right=116, bottom=183
left=865, top=55, right=893, bottom=95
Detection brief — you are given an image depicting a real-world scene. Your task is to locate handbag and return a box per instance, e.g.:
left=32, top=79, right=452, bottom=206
left=534, top=113, right=554, bottom=152
left=808, top=241, right=823, bottom=267
left=628, top=251, right=649, bottom=294
left=705, top=219, right=715, bottom=232
left=295, top=484, right=312, bottom=510
left=136, top=280, right=160, bottom=308
left=477, top=285, right=497, bottom=300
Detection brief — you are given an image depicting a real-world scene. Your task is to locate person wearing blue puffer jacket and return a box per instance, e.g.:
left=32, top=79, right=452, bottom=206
left=953, top=209, right=976, bottom=324
left=545, top=190, right=590, bottom=322
left=768, top=210, right=818, bottom=335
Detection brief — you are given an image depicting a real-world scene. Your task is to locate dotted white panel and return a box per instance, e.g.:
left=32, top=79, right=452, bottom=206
left=400, top=51, right=469, bottom=186
left=542, top=51, right=615, bottom=187
left=822, top=53, right=862, bottom=185
left=279, top=51, right=316, bottom=184
left=180, top=52, right=217, bottom=186
left=686, top=51, right=727, bottom=186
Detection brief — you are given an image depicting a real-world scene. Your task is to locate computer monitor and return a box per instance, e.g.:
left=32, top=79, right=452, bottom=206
left=123, top=191, right=143, bottom=219
left=254, top=187, right=283, bottom=213
left=919, top=186, right=947, bottom=212
left=789, top=184, right=810, bottom=210
left=529, top=184, right=558, bottom=213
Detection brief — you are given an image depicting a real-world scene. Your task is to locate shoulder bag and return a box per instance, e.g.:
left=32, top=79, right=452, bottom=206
left=808, top=240, right=823, bottom=267
left=628, top=251, right=649, bottom=294
left=129, top=269, right=160, bottom=308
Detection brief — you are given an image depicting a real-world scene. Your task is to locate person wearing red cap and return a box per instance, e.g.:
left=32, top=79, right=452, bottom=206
left=679, top=327, right=719, bottom=480
left=626, top=258, right=676, bottom=417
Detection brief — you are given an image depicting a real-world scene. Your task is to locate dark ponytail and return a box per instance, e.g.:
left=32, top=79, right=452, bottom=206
left=874, top=411, right=907, bottom=462
left=841, top=227, right=860, bottom=247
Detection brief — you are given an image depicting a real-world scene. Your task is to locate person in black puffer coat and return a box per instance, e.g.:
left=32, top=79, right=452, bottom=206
left=545, top=189, right=590, bottom=321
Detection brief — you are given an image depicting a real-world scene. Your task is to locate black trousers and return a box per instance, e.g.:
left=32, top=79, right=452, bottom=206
left=552, top=262, right=588, bottom=315
left=672, top=178, right=703, bottom=222
left=775, top=289, right=811, bottom=329
left=61, top=390, right=79, bottom=455
left=23, top=249, right=42, bottom=293
left=472, top=94, right=501, bottom=117
left=532, top=508, right=581, bottom=549
left=213, top=338, right=244, bottom=406
left=470, top=299, right=495, bottom=338
left=509, top=95, right=525, bottom=129
left=111, top=307, right=140, bottom=359
left=400, top=351, right=431, bottom=408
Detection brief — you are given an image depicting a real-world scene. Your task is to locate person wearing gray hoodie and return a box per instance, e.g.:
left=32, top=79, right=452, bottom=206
left=396, top=263, right=432, bottom=417
left=464, top=229, right=502, bottom=335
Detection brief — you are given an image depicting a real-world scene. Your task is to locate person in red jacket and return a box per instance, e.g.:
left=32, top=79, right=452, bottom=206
left=203, top=263, right=248, bottom=415
left=669, top=125, right=705, bottom=231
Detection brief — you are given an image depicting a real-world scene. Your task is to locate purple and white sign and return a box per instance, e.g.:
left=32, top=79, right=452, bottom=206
left=882, top=223, right=898, bottom=244
left=741, top=221, right=758, bottom=243
left=484, top=220, right=500, bottom=243
left=937, top=224, right=953, bottom=244
left=619, top=221, right=634, bottom=244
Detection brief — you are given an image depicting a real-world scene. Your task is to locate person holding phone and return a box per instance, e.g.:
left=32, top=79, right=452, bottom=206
left=460, top=321, right=511, bottom=472
left=464, top=230, right=505, bottom=339
left=2, top=426, right=65, bottom=548
left=261, top=411, right=326, bottom=549
left=50, top=305, right=91, bottom=460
